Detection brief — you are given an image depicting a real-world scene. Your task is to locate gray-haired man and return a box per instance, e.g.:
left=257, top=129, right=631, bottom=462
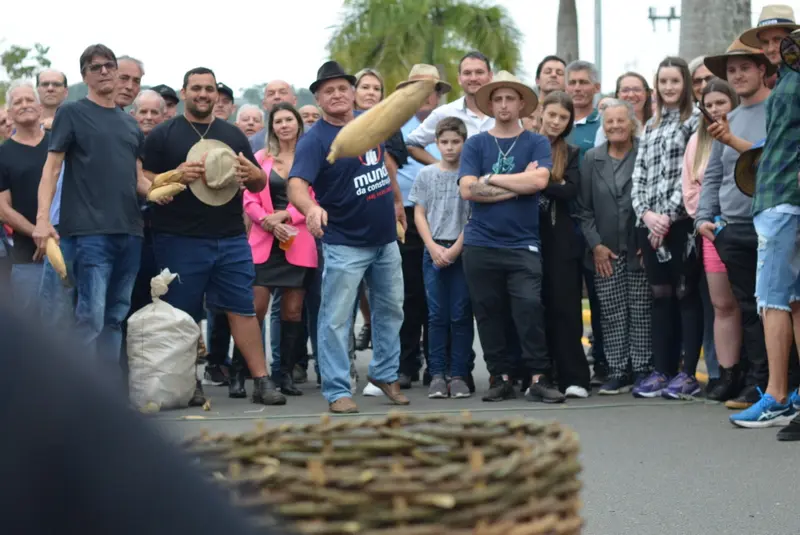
left=565, top=60, right=601, bottom=160
left=131, top=90, right=165, bottom=136
left=115, top=55, right=144, bottom=109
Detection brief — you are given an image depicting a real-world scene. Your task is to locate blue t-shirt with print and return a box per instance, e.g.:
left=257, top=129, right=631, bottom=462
left=458, top=130, right=552, bottom=250
left=289, top=116, right=396, bottom=247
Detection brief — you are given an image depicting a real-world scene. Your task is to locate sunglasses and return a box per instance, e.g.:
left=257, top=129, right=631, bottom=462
left=85, top=61, right=117, bottom=74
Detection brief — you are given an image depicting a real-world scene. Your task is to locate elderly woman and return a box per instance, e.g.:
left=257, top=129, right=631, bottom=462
left=577, top=99, right=652, bottom=394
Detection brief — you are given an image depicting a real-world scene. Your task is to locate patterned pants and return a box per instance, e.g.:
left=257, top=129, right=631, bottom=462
left=594, top=253, right=653, bottom=379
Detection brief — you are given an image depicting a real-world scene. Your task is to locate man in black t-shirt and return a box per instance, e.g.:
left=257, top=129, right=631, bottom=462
left=142, top=67, right=286, bottom=406
left=33, top=44, right=152, bottom=374
left=0, top=82, right=49, bottom=311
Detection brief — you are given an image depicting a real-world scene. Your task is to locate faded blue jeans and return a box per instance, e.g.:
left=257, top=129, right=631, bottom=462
left=39, top=257, right=75, bottom=329
left=318, top=242, right=404, bottom=403
left=59, top=234, right=141, bottom=370
left=11, top=263, right=44, bottom=314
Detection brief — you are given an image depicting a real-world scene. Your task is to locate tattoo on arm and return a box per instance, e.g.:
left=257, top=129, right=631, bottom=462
left=469, top=181, right=514, bottom=198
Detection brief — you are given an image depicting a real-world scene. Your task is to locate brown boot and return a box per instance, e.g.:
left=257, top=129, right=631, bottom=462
left=368, top=378, right=410, bottom=405
left=330, top=396, right=359, bottom=414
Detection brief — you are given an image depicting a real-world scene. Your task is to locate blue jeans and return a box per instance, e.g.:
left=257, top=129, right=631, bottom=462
left=422, top=250, right=473, bottom=378
left=305, top=241, right=324, bottom=378
left=318, top=242, right=404, bottom=403
left=39, top=257, right=75, bottom=329
left=11, top=263, right=44, bottom=314
left=754, top=209, right=800, bottom=313
left=59, top=234, right=142, bottom=366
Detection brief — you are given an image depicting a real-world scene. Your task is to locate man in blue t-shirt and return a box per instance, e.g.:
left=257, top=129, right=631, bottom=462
left=458, top=71, right=565, bottom=405
left=288, top=61, right=415, bottom=414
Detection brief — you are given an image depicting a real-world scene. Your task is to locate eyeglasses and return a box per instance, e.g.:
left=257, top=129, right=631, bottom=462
left=692, top=75, right=713, bottom=86
left=38, top=81, right=64, bottom=88
left=86, top=61, right=117, bottom=74
left=619, top=86, right=645, bottom=95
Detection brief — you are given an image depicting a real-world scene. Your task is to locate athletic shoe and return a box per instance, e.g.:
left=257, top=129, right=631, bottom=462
left=565, top=385, right=589, bottom=399
left=362, top=383, right=383, bottom=397
left=525, top=377, right=566, bottom=404
left=777, top=414, right=800, bottom=441
left=482, top=377, right=516, bottom=402
left=789, top=388, right=800, bottom=410
left=725, top=384, right=760, bottom=410
left=203, top=364, right=229, bottom=386
left=449, top=377, right=471, bottom=399
left=632, top=371, right=669, bottom=398
left=598, top=376, right=633, bottom=395
left=428, top=375, right=449, bottom=399
left=729, top=391, right=796, bottom=429
left=661, top=372, right=702, bottom=400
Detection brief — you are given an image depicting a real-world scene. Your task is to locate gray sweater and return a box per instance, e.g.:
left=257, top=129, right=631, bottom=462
left=695, top=101, right=766, bottom=227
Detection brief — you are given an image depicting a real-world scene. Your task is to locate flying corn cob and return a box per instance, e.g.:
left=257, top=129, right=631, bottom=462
left=151, top=169, right=185, bottom=189
left=147, top=182, right=186, bottom=202
left=45, top=238, right=67, bottom=280
left=327, top=78, right=437, bottom=164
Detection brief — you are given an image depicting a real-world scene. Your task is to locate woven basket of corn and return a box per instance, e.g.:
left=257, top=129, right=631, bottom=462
left=183, top=411, right=583, bottom=535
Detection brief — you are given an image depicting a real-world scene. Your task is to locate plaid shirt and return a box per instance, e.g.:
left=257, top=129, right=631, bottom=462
left=631, top=108, right=699, bottom=227
left=753, top=64, right=800, bottom=214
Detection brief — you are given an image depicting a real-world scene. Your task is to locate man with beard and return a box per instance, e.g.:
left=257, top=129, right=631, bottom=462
left=214, top=82, right=237, bottom=121
left=150, top=84, right=180, bottom=120
left=36, top=69, right=68, bottom=130
left=142, top=67, right=285, bottom=406
left=33, top=44, right=152, bottom=375
left=114, top=56, right=144, bottom=109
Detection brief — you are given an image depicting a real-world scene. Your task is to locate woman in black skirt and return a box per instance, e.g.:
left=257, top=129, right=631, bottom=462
left=243, top=103, right=318, bottom=396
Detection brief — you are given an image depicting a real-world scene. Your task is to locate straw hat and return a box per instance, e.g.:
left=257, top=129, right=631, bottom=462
left=739, top=4, right=800, bottom=49
left=186, top=139, right=240, bottom=206
left=734, top=139, right=765, bottom=197
left=475, top=71, right=538, bottom=118
left=704, top=39, right=777, bottom=79
left=395, top=64, right=452, bottom=93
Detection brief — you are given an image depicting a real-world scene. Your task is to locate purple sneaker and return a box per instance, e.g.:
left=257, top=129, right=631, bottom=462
left=661, top=372, right=702, bottom=400
left=632, top=371, right=669, bottom=398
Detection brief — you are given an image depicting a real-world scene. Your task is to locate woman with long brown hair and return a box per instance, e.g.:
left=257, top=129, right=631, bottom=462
left=241, top=102, right=318, bottom=398
left=537, top=91, right=590, bottom=398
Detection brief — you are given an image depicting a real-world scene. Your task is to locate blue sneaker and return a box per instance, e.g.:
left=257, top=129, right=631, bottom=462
left=661, top=372, right=702, bottom=400
left=729, top=390, right=796, bottom=429
left=790, top=389, right=800, bottom=411
left=632, top=371, right=669, bottom=398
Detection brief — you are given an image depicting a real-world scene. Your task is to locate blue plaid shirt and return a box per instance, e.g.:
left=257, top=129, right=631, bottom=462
left=753, top=63, right=800, bottom=214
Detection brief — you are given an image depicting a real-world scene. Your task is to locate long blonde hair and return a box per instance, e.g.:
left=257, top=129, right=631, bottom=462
left=353, top=68, right=385, bottom=110
left=693, top=78, right=739, bottom=178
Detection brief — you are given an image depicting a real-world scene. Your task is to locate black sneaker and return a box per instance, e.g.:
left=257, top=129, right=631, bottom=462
left=777, top=414, right=800, bottom=441
left=482, top=377, right=517, bottom=402
left=590, top=363, right=608, bottom=387
left=355, top=324, right=372, bottom=351
left=293, top=364, right=308, bottom=384
left=203, top=364, right=229, bottom=386
left=725, top=384, right=760, bottom=410
left=526, top=377, right=566, bottom=404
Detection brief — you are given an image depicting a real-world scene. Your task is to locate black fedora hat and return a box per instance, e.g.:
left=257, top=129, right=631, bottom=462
left=309, top=61, right=356, bottom=93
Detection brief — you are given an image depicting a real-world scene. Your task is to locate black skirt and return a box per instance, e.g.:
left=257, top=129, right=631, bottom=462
left=255, top=240, right=312, bottom=289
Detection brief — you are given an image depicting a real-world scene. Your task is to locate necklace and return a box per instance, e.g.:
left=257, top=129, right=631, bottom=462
left=491, top=133, right=521, bottom=175
left=184, top=114, right=215, bottom=140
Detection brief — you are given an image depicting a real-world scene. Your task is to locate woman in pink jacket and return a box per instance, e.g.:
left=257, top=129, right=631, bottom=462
left=242, top=102, right=317, bottom=397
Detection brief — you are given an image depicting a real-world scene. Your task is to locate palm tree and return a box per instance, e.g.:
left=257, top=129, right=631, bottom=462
left=679, top=0, right=751, bottom=60
left=557, top=0, right=579, bottom=64
left=327, top=0, right=522, bottom=100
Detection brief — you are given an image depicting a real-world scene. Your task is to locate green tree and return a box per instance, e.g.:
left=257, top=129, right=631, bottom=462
left=328, top=0, right=522, bottom=101
left=0, top=43, right=52, bottom=105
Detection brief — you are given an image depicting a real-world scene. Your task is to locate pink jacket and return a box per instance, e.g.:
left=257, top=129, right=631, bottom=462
left=681, top=133, right=706, bottom=219
left=243, top=150, right=318, bottom=268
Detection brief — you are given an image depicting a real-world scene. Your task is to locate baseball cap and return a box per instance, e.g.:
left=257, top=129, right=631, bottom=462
left=150, top=84, right=179, bottom=104
left=216, top=83, right=234, bottom=102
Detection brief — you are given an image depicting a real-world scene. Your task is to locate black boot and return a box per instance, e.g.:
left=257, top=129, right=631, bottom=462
left=279, top=320, right=304, bottom=396
left=228, top=353, right=247, bottom=399
left=706, top=364, right=740, bottom=402
left=252, top=376, right=286, bottom=405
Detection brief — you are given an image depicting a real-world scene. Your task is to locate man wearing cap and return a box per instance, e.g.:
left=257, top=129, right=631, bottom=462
left=725, top=19, right=800, bottom=434
left=695, top=40, right=777, bottom=409
left=392, top=65, right=450, bottom=390
left=142, top=66, right=286, bottom=406
left=457, top=72, right=564, bottom=404
left=288, top=61, right=411, bottom=414
left=150, top=84, right=179, bottom=120
left=214, top=83, right=237, bottom=121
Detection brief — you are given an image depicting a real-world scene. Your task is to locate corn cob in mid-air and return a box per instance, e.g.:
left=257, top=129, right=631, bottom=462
left=327, top=78, right=437, bottom=164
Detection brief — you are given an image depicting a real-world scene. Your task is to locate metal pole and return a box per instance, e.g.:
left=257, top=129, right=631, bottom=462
left=595, top=0, right=602, bottom=81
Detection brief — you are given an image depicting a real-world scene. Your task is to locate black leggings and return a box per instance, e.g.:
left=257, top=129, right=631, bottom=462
left=638, top=218, right=703, bottom=377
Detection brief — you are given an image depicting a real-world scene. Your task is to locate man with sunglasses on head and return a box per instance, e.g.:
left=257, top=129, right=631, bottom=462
left=32, top=44, right=152, bottom=380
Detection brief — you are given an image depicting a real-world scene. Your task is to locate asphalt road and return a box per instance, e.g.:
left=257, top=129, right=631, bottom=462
left=150, top=342, right=798, bottom=535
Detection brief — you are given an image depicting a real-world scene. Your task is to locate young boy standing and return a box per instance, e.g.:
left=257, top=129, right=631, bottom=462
left=409, top=117, right=474, bottom=399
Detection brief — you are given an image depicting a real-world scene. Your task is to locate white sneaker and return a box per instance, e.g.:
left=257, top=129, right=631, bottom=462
left=362, top=382, right=384, bottom=397
left=565, top=385, right=589, bottom=399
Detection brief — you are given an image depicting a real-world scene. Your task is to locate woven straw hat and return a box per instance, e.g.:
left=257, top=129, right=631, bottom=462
left=475, top=71, right=538, bottom=118
left=186, top=139, right=240, bottom=206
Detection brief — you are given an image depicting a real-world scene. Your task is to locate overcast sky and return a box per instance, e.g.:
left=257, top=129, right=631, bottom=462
left=0, top=0, right=790, bottom=95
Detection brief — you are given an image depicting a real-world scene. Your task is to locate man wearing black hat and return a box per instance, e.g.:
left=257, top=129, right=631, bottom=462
left=288, top=61, right=410, bottom=414
left=215, top=82, right=236, bottom=121
left=150, top=84, right=179, bottom=120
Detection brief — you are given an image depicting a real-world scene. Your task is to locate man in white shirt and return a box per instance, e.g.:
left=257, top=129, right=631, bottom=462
left=406, top=51, right=494, bottom=164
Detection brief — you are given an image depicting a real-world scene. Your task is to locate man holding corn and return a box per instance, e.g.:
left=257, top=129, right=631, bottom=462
left=288, top=61, right=409, bottom=414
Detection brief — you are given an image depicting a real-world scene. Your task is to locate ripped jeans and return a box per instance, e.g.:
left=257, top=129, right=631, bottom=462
left=754, top=207, right=800, bottom=314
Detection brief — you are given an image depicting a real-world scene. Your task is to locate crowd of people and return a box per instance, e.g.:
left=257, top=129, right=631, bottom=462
left=1, top=4, right=799, bottom=442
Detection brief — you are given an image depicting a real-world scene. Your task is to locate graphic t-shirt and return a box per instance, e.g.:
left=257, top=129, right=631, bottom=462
left=49, top=99, right=144, bottom=237
left=289, top=115, right=396, bottom=247
left=143, top=116, right=258, bottom=238
left=408, top=164, right=469, bottom=241
left=0, top=134, right=49, bottom=263
left=458, top=130, right=552, bottom=250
